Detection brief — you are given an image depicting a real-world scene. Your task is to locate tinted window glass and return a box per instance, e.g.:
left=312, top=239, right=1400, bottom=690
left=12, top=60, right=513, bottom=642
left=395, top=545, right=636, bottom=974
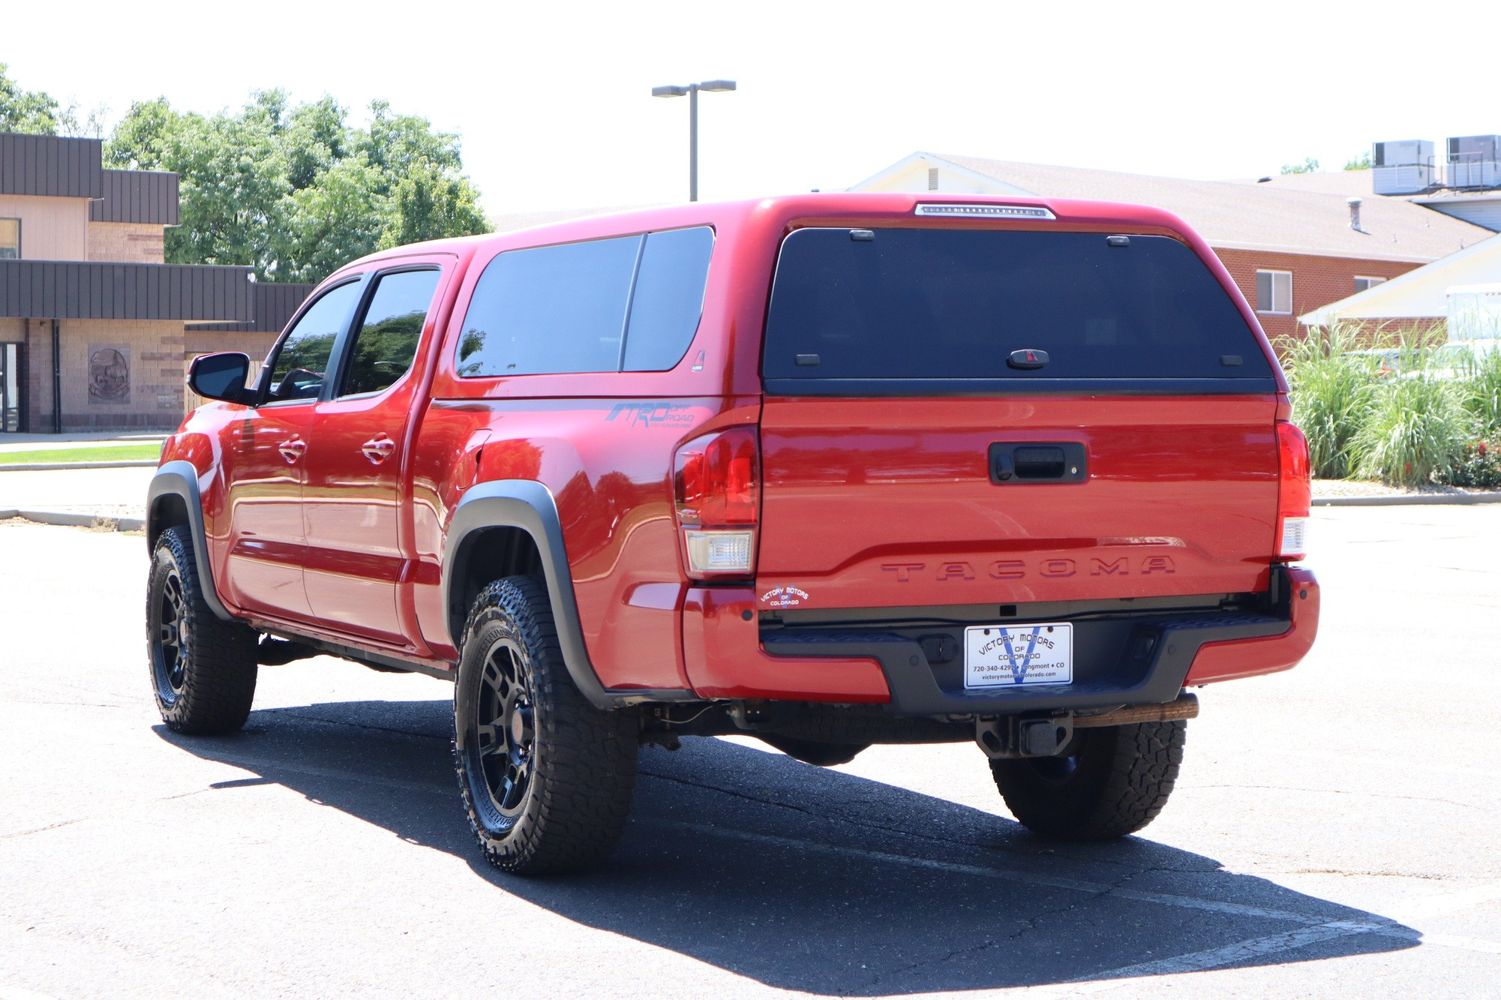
left=267, top=281, right=362, bottom=401
left=456, top=236, right=641, bottom=377
left=340, top=269, right=440, bottom=396
left=622, top=227, right=714, bottom=371
left=763, top=229, right=1273, bottom=384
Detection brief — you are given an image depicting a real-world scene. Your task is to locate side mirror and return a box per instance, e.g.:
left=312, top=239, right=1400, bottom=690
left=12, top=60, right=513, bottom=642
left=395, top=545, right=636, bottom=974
left=188, top=352, right=254, bottom=405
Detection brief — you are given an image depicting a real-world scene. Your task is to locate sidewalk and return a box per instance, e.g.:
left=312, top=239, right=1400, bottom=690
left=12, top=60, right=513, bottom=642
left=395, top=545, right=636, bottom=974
left=1311, top=478, right=1501, bottom=507
left=0, top=431, right=171, bottom=453
left=3, top=464, right=1500, bottom=540
left=0, top=466, right=155, bottom=531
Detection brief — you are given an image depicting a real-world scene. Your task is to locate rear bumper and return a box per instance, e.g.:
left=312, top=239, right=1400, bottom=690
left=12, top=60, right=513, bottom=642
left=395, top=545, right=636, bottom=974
left=1183, top=566, right=1319, bottom=685
left=682, top=566, right=1318, bottom=715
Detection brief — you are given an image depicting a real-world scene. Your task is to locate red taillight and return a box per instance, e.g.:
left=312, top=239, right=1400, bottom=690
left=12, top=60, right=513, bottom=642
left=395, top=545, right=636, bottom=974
left=673, top=427, right=759, bottom=578
left=1276, top=420, right=1311, bottom=561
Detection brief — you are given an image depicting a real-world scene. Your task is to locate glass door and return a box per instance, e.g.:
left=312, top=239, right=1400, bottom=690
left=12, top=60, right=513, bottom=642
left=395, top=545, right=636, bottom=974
left=0, top=343, right=22, bottom=432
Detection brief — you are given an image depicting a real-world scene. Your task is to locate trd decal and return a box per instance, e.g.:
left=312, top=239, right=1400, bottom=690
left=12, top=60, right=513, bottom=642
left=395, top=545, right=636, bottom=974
left=606, top=402, right=696, bottom=428
left=760, top=585, right=810, bottom=608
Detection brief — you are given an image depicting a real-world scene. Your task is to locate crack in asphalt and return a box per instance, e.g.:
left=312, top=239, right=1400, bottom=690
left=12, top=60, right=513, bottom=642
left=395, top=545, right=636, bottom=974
left=1287, top=868, right=1452, bottom=880
left=0, top=818, right=87, bottom=840
left=0, top=787, right=214, bottom=841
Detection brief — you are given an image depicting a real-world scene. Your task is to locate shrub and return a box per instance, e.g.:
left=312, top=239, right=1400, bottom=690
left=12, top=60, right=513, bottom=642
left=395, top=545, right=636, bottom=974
left=1457, top=347, right=1501, bottom=436
left=1352, top=374, right=1469, bottom=487
left=1440, top=438, right=1501, bottom=488
left=1278, top=325, right=1376, bottom=479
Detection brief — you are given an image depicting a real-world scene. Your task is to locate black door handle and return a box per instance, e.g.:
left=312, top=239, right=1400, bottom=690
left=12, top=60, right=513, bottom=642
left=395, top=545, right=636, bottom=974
left=989, top=442, right=1087, bottom=484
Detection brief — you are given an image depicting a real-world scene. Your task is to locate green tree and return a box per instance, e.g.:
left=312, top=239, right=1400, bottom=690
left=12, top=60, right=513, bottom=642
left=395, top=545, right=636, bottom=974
left=1344, top=151, right=1372, bottom=171
left=381, top=157, right=489, bottom=249
left=282, top=95, right=347, bottom=190
left=0, top=64, right=106, bottom=137
left=105, top=91, right=490, bottom=282
left=280, top=155, right=387, bottom=282
left=358, top=100, right=463, bottom=177
left=1280, top=157, right=1320, bottom=175
left=107, top=97, right=184, bottom=166
left=0, top=62, right=62, bottom=134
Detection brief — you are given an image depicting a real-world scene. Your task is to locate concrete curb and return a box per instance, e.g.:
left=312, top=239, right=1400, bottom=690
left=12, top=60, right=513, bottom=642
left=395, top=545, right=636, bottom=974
left=1314, top=492, right=1501, bottom=507
left=0, top=460, right=159, bottom=472
left=1, top=509, right=145, bottom=532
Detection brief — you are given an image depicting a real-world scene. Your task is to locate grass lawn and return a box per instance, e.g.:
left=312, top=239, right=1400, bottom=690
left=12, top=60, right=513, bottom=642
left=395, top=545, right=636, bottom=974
left=0, top=443, right=163, bottom=466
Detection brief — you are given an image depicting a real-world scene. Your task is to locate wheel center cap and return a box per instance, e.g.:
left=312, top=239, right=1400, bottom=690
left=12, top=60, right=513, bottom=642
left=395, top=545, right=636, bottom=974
left=509, top=707, right=526, bottom=747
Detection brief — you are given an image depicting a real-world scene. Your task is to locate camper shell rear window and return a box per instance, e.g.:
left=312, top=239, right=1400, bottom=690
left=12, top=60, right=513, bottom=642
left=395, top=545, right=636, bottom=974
left=762, top=227, right=1276, bottom=395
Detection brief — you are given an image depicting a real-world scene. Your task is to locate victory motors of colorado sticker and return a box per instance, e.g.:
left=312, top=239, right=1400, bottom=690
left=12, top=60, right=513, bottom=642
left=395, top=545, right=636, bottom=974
left=760, top=586, right=810, bottom=608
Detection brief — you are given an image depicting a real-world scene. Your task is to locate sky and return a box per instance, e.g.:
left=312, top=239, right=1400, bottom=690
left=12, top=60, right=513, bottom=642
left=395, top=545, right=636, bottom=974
left=6, top=0, right=1501, bottom=219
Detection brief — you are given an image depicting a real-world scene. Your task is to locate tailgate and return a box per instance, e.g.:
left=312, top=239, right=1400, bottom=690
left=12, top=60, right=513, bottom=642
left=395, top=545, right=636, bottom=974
left=757, top=394, right=1279, bottom=610
left=754, top=222, right=1283, bottom=613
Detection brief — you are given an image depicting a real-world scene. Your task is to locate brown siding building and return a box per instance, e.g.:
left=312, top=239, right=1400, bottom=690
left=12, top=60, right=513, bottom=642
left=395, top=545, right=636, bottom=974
left=1212, top=249, right=1419, bottom=341
left=0, top=133, right=309, bottom=433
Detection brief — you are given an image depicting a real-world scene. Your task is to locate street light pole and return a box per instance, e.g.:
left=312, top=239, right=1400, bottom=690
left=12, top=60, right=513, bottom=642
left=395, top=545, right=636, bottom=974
left=651, top=79, right=736, bottom=202
left=688, top=85, right=698, bottom=203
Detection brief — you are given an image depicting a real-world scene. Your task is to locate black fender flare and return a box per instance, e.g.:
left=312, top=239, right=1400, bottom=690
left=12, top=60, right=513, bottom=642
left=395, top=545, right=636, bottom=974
left=442, top=480, right=689, bottom=709
left=146, top=460, right=234, bottom=621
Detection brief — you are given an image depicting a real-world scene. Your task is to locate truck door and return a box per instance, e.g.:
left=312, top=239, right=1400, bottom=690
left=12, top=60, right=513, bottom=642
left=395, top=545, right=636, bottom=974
left=302, top=261, right=449, bottom=645
left=225, top=279, right=364, bottom=620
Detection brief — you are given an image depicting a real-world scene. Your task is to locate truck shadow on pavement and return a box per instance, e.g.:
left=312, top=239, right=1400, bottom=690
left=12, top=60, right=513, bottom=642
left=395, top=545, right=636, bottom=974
left=159, top=698, right=1418, bottom=995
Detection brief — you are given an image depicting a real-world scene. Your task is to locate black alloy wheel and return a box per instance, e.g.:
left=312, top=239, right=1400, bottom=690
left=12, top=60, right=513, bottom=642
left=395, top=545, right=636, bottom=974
left=452, top=576, right=638, bottom=875
left=150, top=564, right=191, bottom=704
left=145, top=526, right=259, bottom=734
left=472, top=637, right=536, bottom=820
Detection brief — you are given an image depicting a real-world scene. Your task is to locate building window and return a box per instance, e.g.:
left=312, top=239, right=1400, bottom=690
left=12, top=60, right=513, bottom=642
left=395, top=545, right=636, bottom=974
left=1255, top=270, right=1292, bottom=314
left=0, top=219, right=18, bottom=259
left=1354, top=276, right=1386, bottom=293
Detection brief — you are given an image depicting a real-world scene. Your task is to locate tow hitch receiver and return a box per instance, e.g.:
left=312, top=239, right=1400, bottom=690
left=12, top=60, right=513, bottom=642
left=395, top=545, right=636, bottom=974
left=976, top=695, right=1202, bottom=758
left=976, top=715, right=1075, bottom=759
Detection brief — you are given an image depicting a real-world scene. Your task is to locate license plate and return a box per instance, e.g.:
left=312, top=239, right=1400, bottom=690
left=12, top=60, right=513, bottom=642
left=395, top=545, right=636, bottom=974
left=964, top=623, right=1073, bottom=688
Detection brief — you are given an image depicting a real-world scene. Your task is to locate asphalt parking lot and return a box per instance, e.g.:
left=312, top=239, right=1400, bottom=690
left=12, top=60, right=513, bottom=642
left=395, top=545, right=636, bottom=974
left=1, top=506, right=1498, bottom=999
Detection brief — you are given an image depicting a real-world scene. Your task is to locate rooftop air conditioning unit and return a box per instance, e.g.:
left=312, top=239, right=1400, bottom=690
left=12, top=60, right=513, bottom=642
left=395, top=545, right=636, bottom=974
left=1446, top=135, right=1501, bottom=189
left=1372, top=139, right=1434, bottom=194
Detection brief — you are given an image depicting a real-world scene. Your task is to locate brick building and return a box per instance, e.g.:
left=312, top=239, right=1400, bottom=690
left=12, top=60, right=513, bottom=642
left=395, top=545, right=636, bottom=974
left=0, top=133, right=308, bottom=433
left=854, top=153, right=1493, bottom=344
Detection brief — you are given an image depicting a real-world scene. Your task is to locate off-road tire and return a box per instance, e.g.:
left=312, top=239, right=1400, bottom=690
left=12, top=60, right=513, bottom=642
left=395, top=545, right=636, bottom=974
left=453, top=576, right=638, bottom=875
left=991, top=720, right=1186, bottom=840
left=146, top=526, right=259, bottom=734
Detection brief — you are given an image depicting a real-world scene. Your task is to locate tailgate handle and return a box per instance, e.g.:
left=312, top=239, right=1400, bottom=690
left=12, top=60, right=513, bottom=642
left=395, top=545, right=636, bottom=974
left=989, top=442, right=1087, bottom=484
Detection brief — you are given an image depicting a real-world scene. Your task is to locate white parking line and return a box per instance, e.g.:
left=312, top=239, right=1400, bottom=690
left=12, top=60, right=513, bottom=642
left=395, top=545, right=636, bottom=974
left=656, top=819, right=1501, bottom=985
left=1052, top=920, right=1386, bottom=995
left=656, top=819, right=1367, bottom=927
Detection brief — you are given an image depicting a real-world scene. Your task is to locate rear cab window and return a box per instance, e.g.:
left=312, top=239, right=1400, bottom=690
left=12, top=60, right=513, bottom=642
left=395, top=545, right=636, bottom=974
left=762, top=227, right=1275, bottom=394
left=454, top=227, right=714, bottom=379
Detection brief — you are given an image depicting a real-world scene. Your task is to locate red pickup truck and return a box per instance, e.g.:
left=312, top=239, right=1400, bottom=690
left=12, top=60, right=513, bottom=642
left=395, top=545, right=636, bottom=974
left=147, top=193, right=1319, bottom=874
